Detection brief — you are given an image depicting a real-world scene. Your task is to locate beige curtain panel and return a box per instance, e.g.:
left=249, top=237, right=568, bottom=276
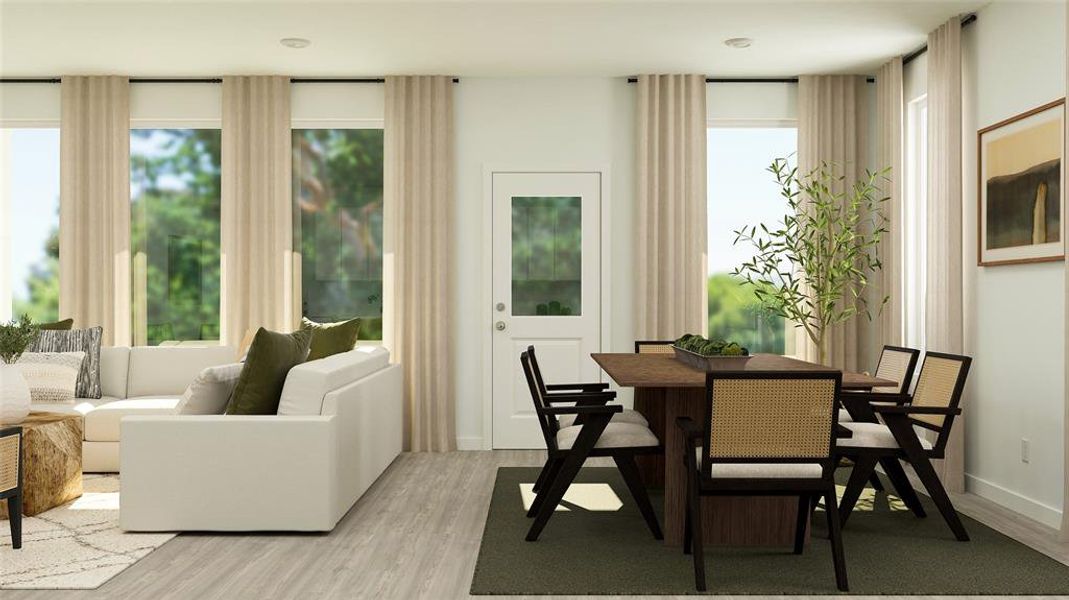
left=59, top=76, right=131, bottom=347
left=876, top=57, right=905, bottom=349
left=635, top=74, right=708, bottom=340
left=220, top=76, right=296, bottom=347
left=384, top=75, right=456, bottom=453
left=926, top=17, right=965, bottom=494
left=796, top=74, right=870, bottom=370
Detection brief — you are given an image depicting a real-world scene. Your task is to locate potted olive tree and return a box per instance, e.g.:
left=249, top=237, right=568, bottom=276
left=733, top=159, right=889, bottom=365
left=0, top=314, right=38, bottom=424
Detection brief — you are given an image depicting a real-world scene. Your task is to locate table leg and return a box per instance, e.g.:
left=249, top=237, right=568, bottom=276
left=663, top=387, right=801, bottom=547
left=633, top=387, right=665, bottom=488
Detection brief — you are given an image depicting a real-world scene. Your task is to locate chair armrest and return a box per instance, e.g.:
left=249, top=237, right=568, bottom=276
left=541, top=404, right=624, bottom=416
left=873, top=405, right=961, bottom=416
left=842, top=391, right=911, bottom=405
left=545, top=383, right=611, bottom=392
left=543, top=391, right=617, bottom=404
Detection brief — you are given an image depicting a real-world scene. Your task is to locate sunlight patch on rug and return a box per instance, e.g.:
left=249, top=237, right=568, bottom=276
left=519, top=483, right=623, bottom=512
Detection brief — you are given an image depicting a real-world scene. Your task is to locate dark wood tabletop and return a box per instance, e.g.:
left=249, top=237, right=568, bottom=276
left=591, top=353, right=896, bottom=390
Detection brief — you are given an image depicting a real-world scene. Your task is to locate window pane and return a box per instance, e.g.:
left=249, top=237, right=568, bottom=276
left=707, top=127, right=797, bottom=354
left=293, top=129, right=384, bottom=339
left=2, top=128, right=60, bottom=323
left=511, top=196, right=582, bottom=316
left=130, top=129, right=222, bottom=346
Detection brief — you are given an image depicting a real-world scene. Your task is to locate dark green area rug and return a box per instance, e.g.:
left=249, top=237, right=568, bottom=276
left=471, top=467, right=1069, bottom=595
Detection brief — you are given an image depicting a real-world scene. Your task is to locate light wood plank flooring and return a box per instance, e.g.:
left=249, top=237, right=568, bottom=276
left=5, top=451, right=1068, bottom=600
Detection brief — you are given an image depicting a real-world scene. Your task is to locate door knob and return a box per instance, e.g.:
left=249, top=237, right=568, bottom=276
left=495, top=321, right=506, bottom=331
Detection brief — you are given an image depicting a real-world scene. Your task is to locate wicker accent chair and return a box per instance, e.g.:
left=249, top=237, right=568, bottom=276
left=836, top=352, right=972, bottom=542
left=838, top=345, right=920, bottom=423
left=520, top=350, right=663, bottom=543
left=677, top=372, right=848, bottom=592
left=1, top=426, right=23, bottom=549
left=634, top=340, right=676, bottom=354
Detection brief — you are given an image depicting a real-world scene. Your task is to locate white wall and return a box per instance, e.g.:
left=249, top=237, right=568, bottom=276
left=961, top=2, right=1066, bottom=528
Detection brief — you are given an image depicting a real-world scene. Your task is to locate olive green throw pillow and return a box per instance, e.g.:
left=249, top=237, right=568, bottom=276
left=39, top=318, right=74, bottom=331
left=225, top=327, right=312, bottom=415
left=301, top=317, right=361, bottom=361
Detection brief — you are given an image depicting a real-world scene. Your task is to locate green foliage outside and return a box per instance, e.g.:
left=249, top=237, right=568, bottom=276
left=293, top=129, right=384, bottom=340
left=12, top=227, right=59, bottom=324
left=511, top=196, right=581, bottom=316
left=707, top=273, right=784, bottom=354
left=131, top=129, right=222, bottom=346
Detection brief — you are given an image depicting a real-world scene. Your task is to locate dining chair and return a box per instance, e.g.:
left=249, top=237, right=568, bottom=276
left=1, top=426, right=23, bottom=549
left=677, top=372, right=847, bottom=592
left=838, top=345, right=920, bottom=423
left=836, top=351, right=972, bottom=542
left=634, top=340, right=676, bottom=354
left=520, top=350, right=663, bottom=543
left=527, top=345, right=648, bottom=431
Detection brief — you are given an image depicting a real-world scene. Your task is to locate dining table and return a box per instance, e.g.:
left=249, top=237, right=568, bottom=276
left=591, top=352, right=896, bottom=547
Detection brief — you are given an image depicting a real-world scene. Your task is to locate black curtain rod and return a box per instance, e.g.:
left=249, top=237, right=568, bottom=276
left=626, top=77, right=874, bottom=84
left=903, top=13, right=977, bottom=66
left=0, top=77, right=459, bottom=84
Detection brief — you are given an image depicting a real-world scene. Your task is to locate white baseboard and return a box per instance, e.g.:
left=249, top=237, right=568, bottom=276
left=456, top=436, right=485, bottom=451
left=965, top=473, right=1062, bottom=529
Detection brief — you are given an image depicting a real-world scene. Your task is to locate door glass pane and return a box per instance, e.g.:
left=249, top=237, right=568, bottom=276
left=511, top=196, right=581, bottom=316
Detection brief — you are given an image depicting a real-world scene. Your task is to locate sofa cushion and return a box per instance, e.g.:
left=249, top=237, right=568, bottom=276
left=99, top=346, right=130, bottom=399
left=31, top=396, right=115, bottom=417
left=17, top=351, right=85, bottom=404
left=278, top=346, right=389, bottom=416
left=126, top=345, right=237, bottom=398
left=84, top=396, right=182, bottom=442
left=226, top=328, right=312, bottom=415
left=302, top=317, right=361, bottom=361
left=176, top=363, right=244, bottom=415
left=29, top=326, right=103, bottom=399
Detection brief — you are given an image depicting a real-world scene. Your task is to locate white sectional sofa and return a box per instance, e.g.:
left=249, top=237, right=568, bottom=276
left=31, top=345, right=239, bottom=472
left=119, top=346, right=402, bottom=532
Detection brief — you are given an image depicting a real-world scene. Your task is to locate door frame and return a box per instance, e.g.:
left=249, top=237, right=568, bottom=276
left=480, top=164, right=613, bottom=450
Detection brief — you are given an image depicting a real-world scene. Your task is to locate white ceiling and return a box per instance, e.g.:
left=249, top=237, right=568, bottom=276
left=0, top=1, right=989, bottom=78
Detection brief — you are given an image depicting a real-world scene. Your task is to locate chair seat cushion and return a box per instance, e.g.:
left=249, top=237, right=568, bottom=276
left=84, top=396, right=182, bottom=442
left=556, top=422, right=658, bottom=450
left=838, top=422, right=933, bottom=450
left=558, top=408, right=648, bottom=429
left=692, top=448, right=824, bottom=478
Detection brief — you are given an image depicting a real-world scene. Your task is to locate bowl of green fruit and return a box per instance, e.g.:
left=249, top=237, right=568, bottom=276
left=672, top=334, right=752, bottom=371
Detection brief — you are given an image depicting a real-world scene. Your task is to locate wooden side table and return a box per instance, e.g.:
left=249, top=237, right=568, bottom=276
left=0, top=412, right=82, bottom=518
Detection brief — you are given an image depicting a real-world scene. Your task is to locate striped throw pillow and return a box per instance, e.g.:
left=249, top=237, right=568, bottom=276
left=17, top=352, right=86, bottom=404
left=29, top=326, right=103, bottom=399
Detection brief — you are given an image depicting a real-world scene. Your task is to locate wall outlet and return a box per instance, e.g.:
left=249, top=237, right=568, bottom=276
left=1021, top=438, right=1030, bottom=464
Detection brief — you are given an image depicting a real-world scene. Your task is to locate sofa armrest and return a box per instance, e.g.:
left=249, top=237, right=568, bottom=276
left=120, top=415, right=339, bottom=532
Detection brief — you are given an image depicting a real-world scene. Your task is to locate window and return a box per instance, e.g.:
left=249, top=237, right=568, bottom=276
left=707, top=126, right=798, bottom=354
left=292, top=129, right=384, bottom=339
left=1, top=128, right=60, bottom=323
left=130, top=129, right=222, bottom=346
left=903, top=96, right=928, bottom=350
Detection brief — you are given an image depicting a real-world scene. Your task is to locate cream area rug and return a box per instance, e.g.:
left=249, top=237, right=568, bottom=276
left=0, top=475, right=175, bottom=589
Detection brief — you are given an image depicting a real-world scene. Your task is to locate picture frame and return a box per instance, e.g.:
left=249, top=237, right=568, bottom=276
left=977, top=98, right=1065, bottom=267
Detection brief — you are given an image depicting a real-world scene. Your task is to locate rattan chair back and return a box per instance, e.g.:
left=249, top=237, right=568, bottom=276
left=520, top=350, right=562, bottom=449
left=0, top=428, right=21, bottom=495
left=872, top=345, right=921, bottom=394
left=634, top=340, right=675, bottom=354
left=910, top=352, right=972, bottom=434
left=700, top=372, right=841, bottom=477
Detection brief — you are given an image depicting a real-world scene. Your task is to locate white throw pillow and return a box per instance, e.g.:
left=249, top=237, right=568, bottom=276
left=176, top=363, right=245, bottom=415
left=17, top=351, right=86, bottom=404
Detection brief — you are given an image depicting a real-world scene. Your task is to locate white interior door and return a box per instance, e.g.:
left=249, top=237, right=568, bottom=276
left=491, top=172, right=602, bottom=449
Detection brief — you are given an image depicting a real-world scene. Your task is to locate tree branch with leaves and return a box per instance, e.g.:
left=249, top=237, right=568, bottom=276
left=732, top=158, right=889, bottom=365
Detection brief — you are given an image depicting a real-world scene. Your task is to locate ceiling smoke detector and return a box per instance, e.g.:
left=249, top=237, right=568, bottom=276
left=280, top=38, right=311, bottom=49
left=723, top=37, right=753, bottom=49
